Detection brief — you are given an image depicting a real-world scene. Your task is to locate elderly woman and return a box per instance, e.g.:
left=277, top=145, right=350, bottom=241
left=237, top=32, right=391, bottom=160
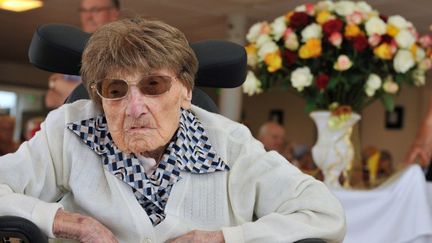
left=0, top=17, right=345, bottom=243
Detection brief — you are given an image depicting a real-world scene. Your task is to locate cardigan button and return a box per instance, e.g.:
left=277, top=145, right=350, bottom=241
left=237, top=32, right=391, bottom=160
left=142, top=238, right=152, bottom=243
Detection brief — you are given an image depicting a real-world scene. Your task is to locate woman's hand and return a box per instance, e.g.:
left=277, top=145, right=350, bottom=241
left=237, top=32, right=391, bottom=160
left=53, top=208, right=118, bottom=243
left=166, top=230, right=224, bottom=243
left=405, top=143, right=431, bottom=167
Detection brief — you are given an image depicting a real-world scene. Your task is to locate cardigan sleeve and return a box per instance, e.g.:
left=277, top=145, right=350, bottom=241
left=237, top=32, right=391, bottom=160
left=222, top=125, right=346, bottom=243
left=0, top=108, right=67, bottom=238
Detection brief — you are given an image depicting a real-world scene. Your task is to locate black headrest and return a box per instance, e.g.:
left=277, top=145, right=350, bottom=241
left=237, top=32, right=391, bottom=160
left=28, top=24, right=247, bottom=88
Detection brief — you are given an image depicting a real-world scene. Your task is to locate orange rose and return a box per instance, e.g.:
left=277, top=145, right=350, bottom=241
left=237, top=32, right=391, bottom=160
left=374, top=43, right=393, bottom=60
left=264, top=52, right=282, bottom=72
left=344, top=24, right=362, bottom=38
left=387, top=24, right=399, bottom=37
left=299, top=38, right=322, bottom=59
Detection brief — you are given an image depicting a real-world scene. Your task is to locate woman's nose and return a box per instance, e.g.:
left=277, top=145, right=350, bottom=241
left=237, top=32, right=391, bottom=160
left=125, top=86, right=149, bottom=118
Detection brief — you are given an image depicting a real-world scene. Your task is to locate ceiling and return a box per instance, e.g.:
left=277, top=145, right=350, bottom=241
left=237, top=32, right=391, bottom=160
left=0, top=0, right=431, bottom=88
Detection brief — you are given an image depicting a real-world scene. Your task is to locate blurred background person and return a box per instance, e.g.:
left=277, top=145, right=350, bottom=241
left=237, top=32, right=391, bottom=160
left=22, top=116, right=45, bottom=142
left=0, top=115, right=19, bottom=155
left=45, top=74, right=82, bottom=109
left=44, top=0, right=120, bottom=109
left=257, top=121, right=286, bottom=154
left=405, top=97, right=432, bottom=180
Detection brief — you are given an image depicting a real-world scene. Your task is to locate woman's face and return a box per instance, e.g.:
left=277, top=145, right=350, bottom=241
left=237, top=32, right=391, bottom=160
left=101, top=68, right=192, bottom=158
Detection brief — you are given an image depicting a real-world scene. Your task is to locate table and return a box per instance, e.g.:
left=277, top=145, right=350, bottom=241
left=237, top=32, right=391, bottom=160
left=332, top=165, right=432, bottom=243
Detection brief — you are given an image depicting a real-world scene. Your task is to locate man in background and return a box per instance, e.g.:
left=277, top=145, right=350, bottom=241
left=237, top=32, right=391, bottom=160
left=45, top=0, right=120, bottom=108
left=258, top=121, right=286, bottom=154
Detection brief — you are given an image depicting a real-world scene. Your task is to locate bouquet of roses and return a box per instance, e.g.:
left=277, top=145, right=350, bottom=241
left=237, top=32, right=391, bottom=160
left=243, top=0, right=432, bottom=113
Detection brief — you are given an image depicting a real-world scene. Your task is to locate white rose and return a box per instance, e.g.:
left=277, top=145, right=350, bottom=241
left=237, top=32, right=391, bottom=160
left=364, top=74, right=382, bottom=97
left=388, top=15, right=409, bottom=30
left=365, top=16, right=387, bottom=36
left=412, top=69, right=426, bottom=86
left=247, top=51, right=258, bottom=67
left=355, top=1, right=372, bottom=14
left=383, top=79, right=399, bottom=94
left=285, top=33, right=299, bottom=51
left=301, top=23, right=322, bottom=42
left=246, top=22, right=263, bottom=43
left=334, top=1, right=356, bottom=16
left=393, top=49, right=415, bottom=73
left=295, top=4, right=306, bottom=12
left=315, top=0, right=335, bottom=12
left=415, top=47, right=426, bottom=62
left=257, top=41, right=279, bottom=61
left=395, top=30, right=416, bottom=49
left=271, top=16, right=286, bottom=41
left=419, top=58, right=432, bottom=71
left=290, top=67, right=313, bottom=92
left=242, top=71, right=262, bottom=96
left=255, top=34, right=272, bottom=48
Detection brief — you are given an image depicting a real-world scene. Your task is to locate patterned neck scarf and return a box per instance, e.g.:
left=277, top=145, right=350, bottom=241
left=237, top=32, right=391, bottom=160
left=67, top=109, right=229, bottom=225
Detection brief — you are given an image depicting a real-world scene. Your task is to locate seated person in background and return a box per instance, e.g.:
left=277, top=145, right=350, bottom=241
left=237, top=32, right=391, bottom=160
left=22, top=116, right=45, bottom=141
left=45, top=73, right=82, bottom=109
left=257, top=121, right=286, bottom=153
left=0, top=17, right=345, bottom=242
left=378, top=150, right=394, bottom=179
left=0, top=115, right=19, bottom=155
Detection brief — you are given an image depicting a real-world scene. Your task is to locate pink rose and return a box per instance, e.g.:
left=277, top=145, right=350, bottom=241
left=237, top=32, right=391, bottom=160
left=346, top=11, right=363, bottom=25
left=329, top=32, right=343, bottom=47
left=334, top=55, right=352, bottom=71
left=368, top=34, right=381, bottom=47
left=419, top=35, right=432, bottom=48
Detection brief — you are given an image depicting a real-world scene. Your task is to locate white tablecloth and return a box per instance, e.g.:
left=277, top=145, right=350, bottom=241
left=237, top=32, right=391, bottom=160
left=332, top=165, right=432, bottom=243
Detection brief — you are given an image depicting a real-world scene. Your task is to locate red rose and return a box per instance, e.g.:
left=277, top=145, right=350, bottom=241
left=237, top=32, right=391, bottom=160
left=379, top=14, right=388, bottom=22
left=352, top=35, right=368, bottom=52
left=381, top=34, right=393, bottom=44
left=284, top=50, right=297, bottom=66
left=316, top=73, right=330, bottom=90
left=322, top=19, right=344, bottom=36
left=289, top=12, right=311, bottom=29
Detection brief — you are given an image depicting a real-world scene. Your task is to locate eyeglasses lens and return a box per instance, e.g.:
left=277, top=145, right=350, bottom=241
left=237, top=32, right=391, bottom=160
left=96, top=75, right=172, bottom=100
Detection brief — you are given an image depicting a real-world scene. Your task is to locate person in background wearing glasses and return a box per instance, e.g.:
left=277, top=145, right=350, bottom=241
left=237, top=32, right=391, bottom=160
left=79, top=0, right=120, bottom=33
left=0, top=18, right=345, bottom=243
left=45, top=0, right=120, bottom=109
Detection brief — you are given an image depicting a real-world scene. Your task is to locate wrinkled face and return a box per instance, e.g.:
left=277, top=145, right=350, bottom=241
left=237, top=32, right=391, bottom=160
left=101, top=68, right=192, bottom=158
left=79, top=0, right=119, bottom=33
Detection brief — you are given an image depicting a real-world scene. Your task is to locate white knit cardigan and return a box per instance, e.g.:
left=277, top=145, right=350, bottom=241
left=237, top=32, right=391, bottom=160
left=0, top=100, right=345, bottom=243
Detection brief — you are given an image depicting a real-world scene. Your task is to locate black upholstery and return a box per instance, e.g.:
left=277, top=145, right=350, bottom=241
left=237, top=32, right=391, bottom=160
left=0, top=216, right=47, bottom=243
left=28, top=24, right=247, bottom=88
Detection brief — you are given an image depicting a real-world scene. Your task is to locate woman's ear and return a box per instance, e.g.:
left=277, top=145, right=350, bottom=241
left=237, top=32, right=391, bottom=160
left=181, top=88, right=192, bottom=109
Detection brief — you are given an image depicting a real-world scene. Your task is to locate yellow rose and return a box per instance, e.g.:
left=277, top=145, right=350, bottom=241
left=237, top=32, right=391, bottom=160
left=344, top=24, right=361, bottom=38
left=245, top=44, right=256, bottom=55
left=299, top=38, right=322, bottom=59
left=410, top=44, right=417, bottom=58
left=316, top=11, right=332, bottom=24
left=264, top=52, right=282, bottom=72
left=285, top=11, right=294, bottom=23
left=374, top=43, right=393, bottom=60
left=387, top=24, right=399, bottom=37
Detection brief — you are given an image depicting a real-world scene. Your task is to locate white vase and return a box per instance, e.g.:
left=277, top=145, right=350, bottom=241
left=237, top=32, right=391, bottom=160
left=310, top=111, right=361, bottom=188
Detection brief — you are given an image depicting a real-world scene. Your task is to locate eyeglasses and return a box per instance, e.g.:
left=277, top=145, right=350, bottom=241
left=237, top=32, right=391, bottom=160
left=90, top=75, right=174, bottom=100
left=78, top=6, right=113, bottom=14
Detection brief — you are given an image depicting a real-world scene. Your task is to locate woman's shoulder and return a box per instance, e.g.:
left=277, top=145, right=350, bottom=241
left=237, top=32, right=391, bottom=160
left=46, top=100, right=102, bottom=124
left=191, top=105, right=252, bottom=141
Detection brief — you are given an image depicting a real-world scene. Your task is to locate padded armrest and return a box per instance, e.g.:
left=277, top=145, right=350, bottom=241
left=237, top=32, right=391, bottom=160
left=0, top=216, right=48, bottom=243
left=28, top=24, right=247, bottom=88
left=294, top=239, right=327, bottom=243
